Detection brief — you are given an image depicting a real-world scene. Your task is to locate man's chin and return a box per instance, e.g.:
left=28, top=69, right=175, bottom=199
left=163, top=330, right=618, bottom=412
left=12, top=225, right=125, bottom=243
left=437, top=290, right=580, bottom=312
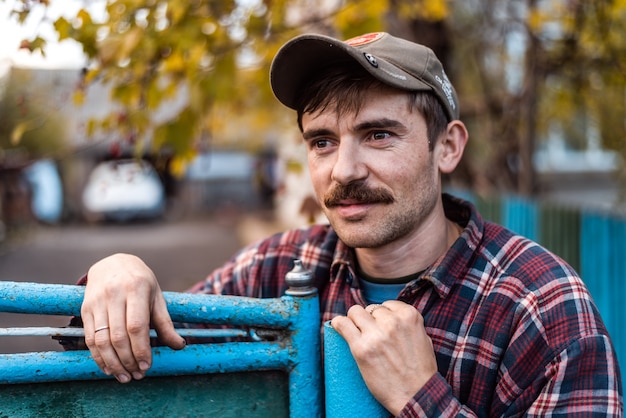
left=328, top=221, right=385, bottom=249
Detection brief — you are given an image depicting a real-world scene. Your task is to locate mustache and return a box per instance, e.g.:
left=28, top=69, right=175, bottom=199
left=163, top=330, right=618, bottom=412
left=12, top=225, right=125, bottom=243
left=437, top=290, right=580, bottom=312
left=323, top=182, right=394, bottom=208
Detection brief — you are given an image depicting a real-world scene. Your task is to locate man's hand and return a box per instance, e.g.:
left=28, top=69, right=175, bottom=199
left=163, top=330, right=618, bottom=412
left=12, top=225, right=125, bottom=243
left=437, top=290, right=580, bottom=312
left=81, top=253, right=186, bottom=383
left=330, top=300, right=437, bottom=416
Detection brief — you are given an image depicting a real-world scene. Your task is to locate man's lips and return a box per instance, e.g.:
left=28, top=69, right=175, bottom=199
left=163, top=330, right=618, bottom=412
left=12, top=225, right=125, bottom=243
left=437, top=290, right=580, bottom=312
left=328, top=200, right=378, bottom=219
left=335, top=199, right=363, bottom=206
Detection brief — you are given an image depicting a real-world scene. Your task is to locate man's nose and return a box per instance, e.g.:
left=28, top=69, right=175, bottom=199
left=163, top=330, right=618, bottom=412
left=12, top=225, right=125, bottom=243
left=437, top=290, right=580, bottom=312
left=330, top=141, right=367, bottom=185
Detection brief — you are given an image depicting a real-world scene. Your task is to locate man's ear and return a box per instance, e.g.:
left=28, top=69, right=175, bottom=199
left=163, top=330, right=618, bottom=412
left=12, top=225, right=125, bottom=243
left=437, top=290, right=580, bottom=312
left=437, top=121, right=468, bottom=174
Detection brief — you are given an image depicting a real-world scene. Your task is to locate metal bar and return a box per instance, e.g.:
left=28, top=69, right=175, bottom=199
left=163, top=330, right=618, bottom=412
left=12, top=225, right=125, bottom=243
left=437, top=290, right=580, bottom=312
left=0, top=281, right=296, bottom=327
left=0, top=341, right=290, bottom=384
left=0, top=327, right=252, bottom=339
left=285, top=291, right=322, bottom=418
left=324, top=321, right=387, bottom=417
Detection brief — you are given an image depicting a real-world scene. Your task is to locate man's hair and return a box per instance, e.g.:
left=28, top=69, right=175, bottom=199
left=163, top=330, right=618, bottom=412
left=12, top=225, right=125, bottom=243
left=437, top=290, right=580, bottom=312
left=294, top=62, right=449, bottom=151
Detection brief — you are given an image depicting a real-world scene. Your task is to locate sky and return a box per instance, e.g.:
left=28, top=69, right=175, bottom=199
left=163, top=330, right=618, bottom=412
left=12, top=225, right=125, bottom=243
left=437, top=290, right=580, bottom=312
left=0, top=1, right=92, bottom=74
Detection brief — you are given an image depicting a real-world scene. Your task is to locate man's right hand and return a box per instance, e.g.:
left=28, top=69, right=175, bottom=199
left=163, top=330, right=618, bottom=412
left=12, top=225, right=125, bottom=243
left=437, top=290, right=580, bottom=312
left=81, top=253, right=187, bottom=383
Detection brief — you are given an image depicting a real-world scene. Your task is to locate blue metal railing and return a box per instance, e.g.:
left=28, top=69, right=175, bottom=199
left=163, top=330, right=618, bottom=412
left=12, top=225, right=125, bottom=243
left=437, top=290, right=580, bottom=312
left=0, top=279, right=322, bottom=417
left=324, top=322, right=386, bottom=417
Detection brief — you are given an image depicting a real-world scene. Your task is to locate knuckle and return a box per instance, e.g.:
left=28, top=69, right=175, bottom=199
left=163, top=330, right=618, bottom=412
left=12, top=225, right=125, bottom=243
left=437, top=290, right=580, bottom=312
left=94, top=335, right=110, bottom=349
left=125, top=273, right=152, bottom=292
left=84, top=335, right=96, bottom=348
left=352, top=339, right=377, bottom=359
left=346, top=305, right=364, bottom=317
left=108, top=330, right=127, bottom=346
left=397, top=304, right=420, bottom=322
left=126, top=321, right=145, bottom=335
left=119, top=356, right=138, bottom=370
left=133, top=347, right=151, bottom=361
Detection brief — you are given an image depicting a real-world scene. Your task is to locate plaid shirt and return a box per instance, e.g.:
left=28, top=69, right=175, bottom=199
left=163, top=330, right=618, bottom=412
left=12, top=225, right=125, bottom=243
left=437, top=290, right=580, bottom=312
left=189, top=194, right=623, bottom=417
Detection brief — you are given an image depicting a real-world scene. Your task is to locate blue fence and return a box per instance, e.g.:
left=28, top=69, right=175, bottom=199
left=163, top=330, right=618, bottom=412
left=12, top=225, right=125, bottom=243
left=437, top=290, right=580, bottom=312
left=0, top=268, right=324, bottom=417
left=456, top=191, right=626, bottom=387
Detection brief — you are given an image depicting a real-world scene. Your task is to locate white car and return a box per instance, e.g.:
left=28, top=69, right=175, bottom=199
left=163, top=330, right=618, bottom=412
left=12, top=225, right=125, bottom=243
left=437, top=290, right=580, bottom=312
left=82, top=159, right=166, bottom=222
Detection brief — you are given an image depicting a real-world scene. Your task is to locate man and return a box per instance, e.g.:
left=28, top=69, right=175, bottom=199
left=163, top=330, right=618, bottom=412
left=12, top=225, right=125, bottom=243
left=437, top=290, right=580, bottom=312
left=79, top=32, right=623, bottom=416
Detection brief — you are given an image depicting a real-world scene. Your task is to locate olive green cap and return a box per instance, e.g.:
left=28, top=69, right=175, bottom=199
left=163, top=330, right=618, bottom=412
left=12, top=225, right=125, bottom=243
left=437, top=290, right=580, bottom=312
left=270, top=32, right=459, bottom=121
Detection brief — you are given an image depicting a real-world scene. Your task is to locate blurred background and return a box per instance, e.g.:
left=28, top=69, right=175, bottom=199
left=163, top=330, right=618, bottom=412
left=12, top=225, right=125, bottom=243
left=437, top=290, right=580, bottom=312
left=0, top=0, right=624, bottom=361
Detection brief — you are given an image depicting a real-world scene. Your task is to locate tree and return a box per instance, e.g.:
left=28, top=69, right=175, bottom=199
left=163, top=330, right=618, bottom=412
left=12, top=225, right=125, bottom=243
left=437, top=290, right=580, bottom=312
left=441, top=0, right=626, bottom=196
left=5, top=0, right=626, bottom=200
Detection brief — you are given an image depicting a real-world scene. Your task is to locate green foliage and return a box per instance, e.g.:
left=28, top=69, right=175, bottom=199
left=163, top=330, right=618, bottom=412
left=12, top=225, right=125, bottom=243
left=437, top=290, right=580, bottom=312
left=0, top=69, right=68, bottom=159
left=3, top=0, right=625, bottom=195
left=527, top=0, right=626, bottom=145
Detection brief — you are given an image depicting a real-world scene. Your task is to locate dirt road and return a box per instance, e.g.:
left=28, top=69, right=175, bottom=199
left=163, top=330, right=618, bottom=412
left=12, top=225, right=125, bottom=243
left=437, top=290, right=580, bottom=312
left=0, top=213, right=255, bottom=353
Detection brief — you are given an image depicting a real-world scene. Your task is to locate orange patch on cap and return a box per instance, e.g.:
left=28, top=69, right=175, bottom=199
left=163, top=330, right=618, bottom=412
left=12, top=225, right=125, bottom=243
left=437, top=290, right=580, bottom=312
left=344, top=32, right=384, bottom=47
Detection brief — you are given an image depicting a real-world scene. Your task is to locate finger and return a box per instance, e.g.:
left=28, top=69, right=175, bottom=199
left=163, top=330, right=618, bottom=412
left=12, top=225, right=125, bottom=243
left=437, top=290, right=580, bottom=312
left=345, top=304, right=380, bottom=331
left=80, top=309, right=109, bottom=374
left=330, top=314, right=363, bottom=343
left=93, top=325, right=133, bottom=383
left=330, top=305, right=373, bottom=345
left=105, top=297, right=142, bottom=381
left=82, top=301, right=125, bottom=377
left=365, top=303, right=391, bottom=316
left=124, top=289, right=155, bottom=376
left=86, top=285, right=136, bottom=383
left=373, top=300, right=404, bottom=312
left=150, top=290, right=186, bottom=350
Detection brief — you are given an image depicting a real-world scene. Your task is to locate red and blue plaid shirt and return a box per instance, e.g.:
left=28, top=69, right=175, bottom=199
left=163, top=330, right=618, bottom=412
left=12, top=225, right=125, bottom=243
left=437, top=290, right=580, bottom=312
left=189, top=194, right=623, bottom=416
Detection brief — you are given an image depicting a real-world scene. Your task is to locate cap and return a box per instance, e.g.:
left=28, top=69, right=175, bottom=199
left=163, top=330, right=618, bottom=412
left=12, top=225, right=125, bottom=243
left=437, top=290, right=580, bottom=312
left=270, top=32, right=459, bottom=121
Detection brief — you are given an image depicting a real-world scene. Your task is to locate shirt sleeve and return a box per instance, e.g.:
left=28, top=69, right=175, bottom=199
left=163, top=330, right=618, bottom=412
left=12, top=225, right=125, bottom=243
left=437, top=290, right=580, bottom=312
left=397, top=334, right=622, bottom=417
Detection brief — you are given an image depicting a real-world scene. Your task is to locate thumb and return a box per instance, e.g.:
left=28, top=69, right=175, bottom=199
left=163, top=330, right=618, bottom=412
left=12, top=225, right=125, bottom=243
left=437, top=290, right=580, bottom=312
left=151, top=291, right=186, bottom=350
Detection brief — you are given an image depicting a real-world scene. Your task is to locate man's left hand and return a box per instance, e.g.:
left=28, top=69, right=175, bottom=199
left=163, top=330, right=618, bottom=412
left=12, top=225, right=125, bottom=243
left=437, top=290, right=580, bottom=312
left=330, top=300, right=437, bottom=416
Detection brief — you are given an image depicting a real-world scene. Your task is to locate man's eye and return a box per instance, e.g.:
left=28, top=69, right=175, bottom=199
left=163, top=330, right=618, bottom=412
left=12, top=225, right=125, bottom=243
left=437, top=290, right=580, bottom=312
left=372, top=131, right=391, bottom=140
left=313, top=139, right=330, bottom=149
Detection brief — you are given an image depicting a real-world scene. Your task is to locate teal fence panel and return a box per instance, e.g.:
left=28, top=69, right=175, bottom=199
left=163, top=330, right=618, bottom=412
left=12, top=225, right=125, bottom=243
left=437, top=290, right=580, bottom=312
left=539, top=204, right=581, bottom=272
left=580, top=214, right=613, bottom=326
left=581, top=213, right=626, bottom=376
left=470, top=194, right=502, bottom=225
left=502, top=195, right=539, bottom=242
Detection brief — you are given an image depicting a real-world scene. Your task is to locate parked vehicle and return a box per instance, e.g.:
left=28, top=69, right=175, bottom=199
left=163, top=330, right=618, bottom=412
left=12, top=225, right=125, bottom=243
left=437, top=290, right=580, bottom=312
left=24, top=159, right=64, bottom=224
left=81, top=159, right=165, bottom=222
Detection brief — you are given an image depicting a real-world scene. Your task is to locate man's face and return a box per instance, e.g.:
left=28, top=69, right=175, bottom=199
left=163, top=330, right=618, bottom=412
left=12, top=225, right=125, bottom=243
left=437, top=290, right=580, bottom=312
left=301, top=86, right=442, bottom=249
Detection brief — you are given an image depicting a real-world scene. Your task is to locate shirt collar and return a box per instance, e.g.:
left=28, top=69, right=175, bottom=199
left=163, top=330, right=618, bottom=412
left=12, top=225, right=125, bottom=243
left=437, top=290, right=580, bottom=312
left=329, top=239, right=356, bottom=283
left=414, top=194, right=484, bottom=299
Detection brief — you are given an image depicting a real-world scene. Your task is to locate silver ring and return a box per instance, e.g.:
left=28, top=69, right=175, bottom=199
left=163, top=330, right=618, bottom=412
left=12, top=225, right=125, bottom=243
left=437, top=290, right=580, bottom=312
left=94, top=326, right=110, bottom=333
left=367, top=304, right=384, bottom=315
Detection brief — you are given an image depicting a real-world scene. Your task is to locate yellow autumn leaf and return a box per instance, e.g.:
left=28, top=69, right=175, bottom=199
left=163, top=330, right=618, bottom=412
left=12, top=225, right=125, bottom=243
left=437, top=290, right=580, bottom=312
left=86, top=119, right=97, bottom=137
left=169, top=154, right=196, bottom=178
left=163, top=51, right=186, bottom=73
left=72, top=90, right=85, bottom=106
left=11, top=121, right=33, bottom=145
left=118, top=27, right=144, bottom=62
left=167, top=2, right=189, bottom=25
left=53, top=17, right=72, bottom=41
left=75, top=8, right=93, bottom=28
left=422, top=0, right=449, bottom=21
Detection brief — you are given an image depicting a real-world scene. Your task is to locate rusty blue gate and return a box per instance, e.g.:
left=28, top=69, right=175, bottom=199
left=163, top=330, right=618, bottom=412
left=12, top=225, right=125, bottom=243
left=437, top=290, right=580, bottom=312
left=0, top=262, right=324, bottom=417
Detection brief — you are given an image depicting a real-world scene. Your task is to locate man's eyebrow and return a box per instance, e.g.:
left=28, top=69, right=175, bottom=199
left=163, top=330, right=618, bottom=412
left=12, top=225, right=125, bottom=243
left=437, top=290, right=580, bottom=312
left=303, top=118, right=406, bottom=140
left=354, top=118, right=406, bottom=132
left=302, top=128, right=334, bottom=141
